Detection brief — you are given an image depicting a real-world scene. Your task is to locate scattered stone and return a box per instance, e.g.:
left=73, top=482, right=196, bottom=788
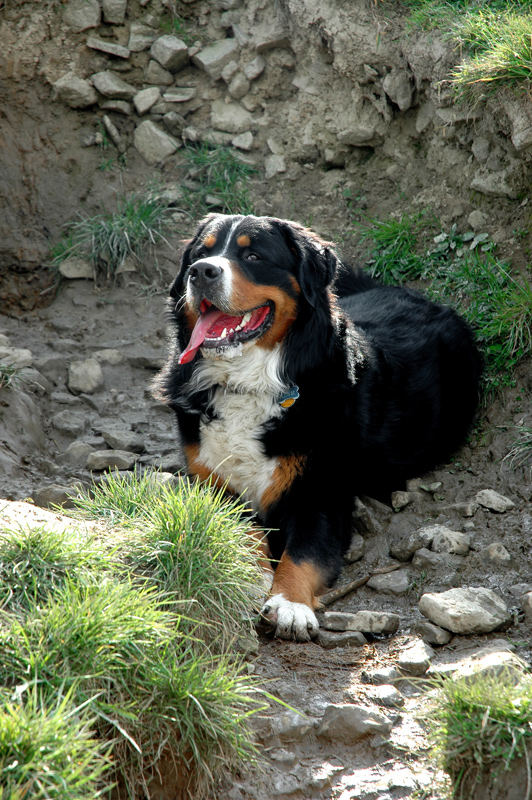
left=68, top=358, right=104, bottom=394
left=145, top=60, right=174, bottom=86
left=101, top=0, right=127, bottom=25
left=228, top=72, right=250, bottom=100
left=397, top=639, right=435, bottom=676
left=99, top=426, right=145, bottom=453
left=509, top=582, right=532, bottom=597
left=133, top=87, right=161, bottom=115
left=317, top=629, right=366, bottom=649
left=419, top=587, right=511, bottom=634
left=86, top=449, right=139, bottom=471
left=192, top=38, right=239, bottom=80
left=391, top=490, right=413, bottom=511
left=471, top=170, right=517, bottom=199
left=129, top=23, right=158, bottom=52
left=317, top=703, right=392, bottom=741
left=150, top=35, right=189, bottom=72
left=390, top=524, right=443, bottom=561
left=51, top=410, right=88, bottom=435
left=382, top=69, right=413, bottom=111
left=63, top=0, right=100, bottom=32
left=361, top=665, right=401, bottom=685
left=468, top=210, right=488, bottom=230
left=92, top=71, right=137, bottom=100
left=232, top=131, right=253, bottom=150
left=221, top=60, right=239, bottom=83
left=269, top=748, right=297, bottom=765
left=437, top=500, right=479, bottom=518
left=92, top=349, right=124, bottom=365
left=429, top=641, right=526, bottom=684
left=86, top=36, right=130, bottom=60
left=431, top=527, right=470, bottom=555
left=210, top=99, right=253, bottom=134
left=100, top=100, right=132, bottom=115
left=0, top=346, right=32, bottom=369
left=482, top=542, right=512, bottom=565
left=58, top=256, right=93, bottom=279
left=475, top=489, right=515, bottom=513
left=59, top=441, right=95, bottom=467
left=502, top=93, right=532, bottom=151
left=53, top=73, right=98, bottom=108
left=412, top=547, right=453, bottom=570
left=162, top=87, right=196, bottom=103
left=352, top=496, right=389, bottom=536
left=413, top=620, right=452, bottom=646
left=367, top=684, right=405, bottom=708
left=321, top=610, right=400, bottom=635
left=521, top=592, right=532, bottom=622
left=271, top=710, right=316, bottom=741
left=244, top=55, right=266, bottom=81
left=32, top=483, right=77, bottom=509
left=133, top=121, right=180, bottom=164
left=102, top=115, right=124, bottom=151
left=367, top=568, right=410, bottom=595
left=344, top=532, right=365, bottom=562
left=265, top=154, right=286, bottom=178
left=162, top=111, right=186, bottom=135
left=253, top=24, right=290, bottom=52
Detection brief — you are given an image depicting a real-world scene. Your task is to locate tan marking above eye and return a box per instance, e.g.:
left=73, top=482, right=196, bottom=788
left=204, top=233, right=217, bottom=248
left=237, top=234, right=251, bottom=248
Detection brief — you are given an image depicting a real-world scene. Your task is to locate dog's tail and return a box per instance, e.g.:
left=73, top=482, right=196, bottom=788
left=333, top=263, right=378, bottom=298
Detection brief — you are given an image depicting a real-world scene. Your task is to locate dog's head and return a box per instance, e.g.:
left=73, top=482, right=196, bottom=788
left=170, top=213, right=340, bottom=365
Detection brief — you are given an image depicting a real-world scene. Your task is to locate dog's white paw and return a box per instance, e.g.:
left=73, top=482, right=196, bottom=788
left=261, top=593, right=319, bottom=642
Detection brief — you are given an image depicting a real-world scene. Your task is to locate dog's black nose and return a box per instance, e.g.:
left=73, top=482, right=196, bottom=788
left=188, top=260, right=223, bottom=285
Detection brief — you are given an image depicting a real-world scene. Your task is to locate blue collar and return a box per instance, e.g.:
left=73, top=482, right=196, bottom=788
left=278, top=385, right=299, bottom=408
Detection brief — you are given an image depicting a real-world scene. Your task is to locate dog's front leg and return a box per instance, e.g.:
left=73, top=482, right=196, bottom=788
left=261, top=505, right=352, bottom=641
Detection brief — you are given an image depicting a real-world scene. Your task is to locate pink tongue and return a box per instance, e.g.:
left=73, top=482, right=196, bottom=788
left=178, top=308, right=225, bottom=365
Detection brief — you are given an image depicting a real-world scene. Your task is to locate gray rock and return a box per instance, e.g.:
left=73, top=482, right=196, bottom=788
left=317, top=703, right=392, bottom=741
left=150, top=36, right=189, bottom=72
left=32, top=484, right=77, bottom=509
left=228, top=72, right=250, bottom=100
left=352, top=496, right=388, bottom=536
left=482, top=542, right=512, bottom=564
left=87, top=449, right=139, bottom=471
left=63, top=0, right=100, bottom=31
left=367, top=568, right=410, bottom=595
left=162, top=87, right=196, bottom=103
left=344, top=532, right=365, bottom=563
left=86, top=37, right=130, bottom=60
left=368, top=684, right=405, bottom=708
left=254, top=24, right=290, bottom=52
left=502, top=94, right=532, bottom=151
left=468, top=209, right=488, bottom=230
left=129, top=23, right=158, bottom=52
left=99, top=426, right=145, bottom=453
left=92, top=71, right=137, bottom=100
left=133, top=121, right=180, bottom=164
left=391, top=490, right=413, bottom=510
left=100, top=100, right=132, bottom=115
left=397, top=639, right=435, bottom=676
left=271, top=710, right=316, bottom=741
left=471, top=170, right=517, bottom=199
left=58, top=256, right=93, bottom=279
left=0, top=346, right=32, bottom=369
left=412, top=547, right=451, bottom=570
left=321, top=610, right=400, bottom=635
left=431, top=527, right=471, bottom=555
left=53, top=73, right=98, bottom=108
left=244, top=55, right=266, bottom=81
left=210, top=99, right=253, bottom=134
left=68, top=358, right=104, bottom=395
left=413, top=620, right=452, bottom=646
left=361, top=665, right=401, bottom=685
left=51, top=410, right=88, bottom=435
left=232, top=131, right=254, bottom=151
left=317, top=629, right=366, bottom=649
left=475, top=489, right=515, bottom=512
left=192, top=38, right=239, bottom=80
left=133, top=87, right=161, bottom=115
left=390, top=524, right=443, bottom=561
left=509, top=582, right=532, bottom=597
left=382, top=69, right=414, bottom=111
left=101, top=0, right=127, bottom=24
left=145, top=59, right=174, bottom=85
left=59, top=441, right=95, bottom=467
left=221, top=60, right=239, bottom=83
left=92, top=349, right=125, bottom=365
left=265, top=154, right=286, bottom=178
left=419, top=587, right=511, bottom=634
left=522, top=592, right=532, bottom=622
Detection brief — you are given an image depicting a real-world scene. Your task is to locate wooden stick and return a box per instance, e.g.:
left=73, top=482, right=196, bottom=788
left=319, top=563, right=402, bottom=607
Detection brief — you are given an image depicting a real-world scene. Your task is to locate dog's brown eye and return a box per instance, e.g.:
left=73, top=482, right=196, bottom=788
left=245, top=252, right=259, bottom=262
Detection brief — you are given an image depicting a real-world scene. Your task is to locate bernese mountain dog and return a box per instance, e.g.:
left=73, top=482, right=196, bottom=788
left=155, top=213, right=482, bottom=641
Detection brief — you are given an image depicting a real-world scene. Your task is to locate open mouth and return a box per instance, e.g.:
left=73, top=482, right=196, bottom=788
left=179, top=299, right=274, bottom=364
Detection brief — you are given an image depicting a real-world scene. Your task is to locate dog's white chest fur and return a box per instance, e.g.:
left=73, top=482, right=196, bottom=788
left=194, top=345, right=285, bottom=512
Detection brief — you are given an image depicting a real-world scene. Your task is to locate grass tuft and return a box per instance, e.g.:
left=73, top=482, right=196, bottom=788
left=503, top=425, right=532, bottom=477
left=181, top=143, right=256, bottom=216
left=0, top=363, right=24, bottom=391
left=428, top=670, right=532, bottom=798
left=50, top=191, right=171, bottom=280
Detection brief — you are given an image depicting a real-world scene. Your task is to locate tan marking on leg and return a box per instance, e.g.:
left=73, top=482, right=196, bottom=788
left=184, top=443, right=228, bottom=491
left=270, top=555, right=326, bottom=609
left=260, top=455, right=307, bottom=512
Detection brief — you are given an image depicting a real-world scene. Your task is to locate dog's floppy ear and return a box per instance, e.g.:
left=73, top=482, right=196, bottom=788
left=279, top=221, right=339, bottom=308
left=169, top=213, right=220, bottom=300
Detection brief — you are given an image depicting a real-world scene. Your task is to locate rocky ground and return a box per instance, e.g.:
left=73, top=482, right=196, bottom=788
left=1, top=0, right=532, bottom=798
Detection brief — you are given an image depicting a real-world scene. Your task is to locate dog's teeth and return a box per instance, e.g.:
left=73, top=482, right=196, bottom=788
left=242, top=312, right=252, bottom=325
left=221, top=328, right=227, bottom=339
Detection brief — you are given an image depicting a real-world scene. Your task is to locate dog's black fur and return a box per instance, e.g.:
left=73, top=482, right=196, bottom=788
left=156, top=213, right=482, bottom=639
